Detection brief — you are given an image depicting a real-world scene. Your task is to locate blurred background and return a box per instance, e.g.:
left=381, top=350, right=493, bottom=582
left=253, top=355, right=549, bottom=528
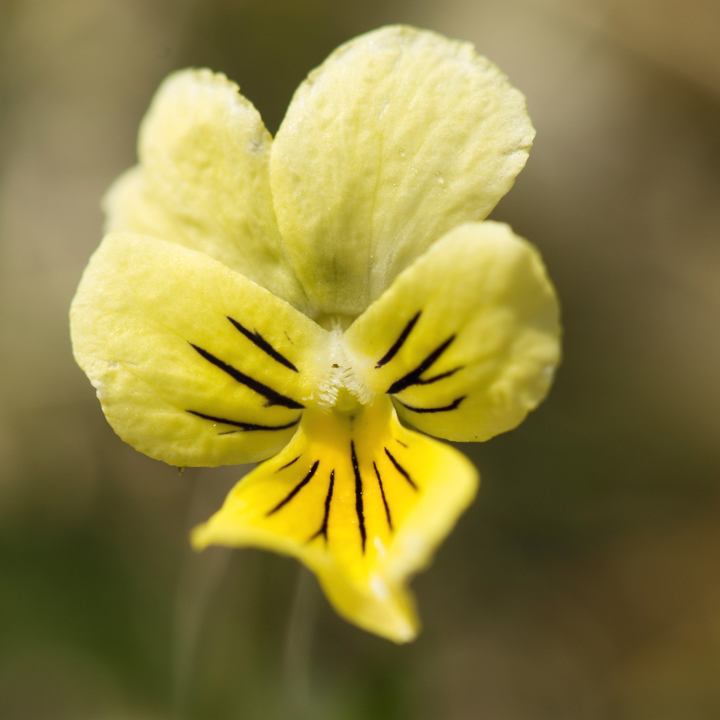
left=2, top=0, right=720, bottom=718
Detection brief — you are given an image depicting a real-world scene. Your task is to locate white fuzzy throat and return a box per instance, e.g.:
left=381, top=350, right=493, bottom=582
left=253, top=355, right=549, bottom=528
left=316, top=318, right=374, bottom=410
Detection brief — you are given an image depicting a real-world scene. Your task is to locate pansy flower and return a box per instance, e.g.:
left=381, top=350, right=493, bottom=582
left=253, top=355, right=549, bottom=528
left=70, top=26, right=560, bottom=642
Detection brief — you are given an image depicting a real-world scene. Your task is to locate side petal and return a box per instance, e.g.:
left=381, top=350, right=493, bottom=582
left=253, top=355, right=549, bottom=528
left=192, top=395, right=478, bottom=643
left=343, top=222, right=561, bottom=442
left=70, top=232, right=329, bottom=467
left=104, top=69, right=307, bottom=310
left=271, top=25, right=535, bottom=316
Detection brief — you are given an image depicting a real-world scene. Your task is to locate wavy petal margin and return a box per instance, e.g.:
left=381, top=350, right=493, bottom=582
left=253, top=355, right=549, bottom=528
left=105, top=69, right=307, bottom=310
left=71, top=233, right=329, bottom=466
left=345, top=222, right=561, bottom=441
left=193, top=395, right=478, bottom=642
left=271, top=25, right=535, bottom=316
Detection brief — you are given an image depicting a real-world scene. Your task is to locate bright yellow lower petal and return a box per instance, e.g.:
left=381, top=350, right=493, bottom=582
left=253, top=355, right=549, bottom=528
left=104, top=69, right=307, bottom=310
left=344, top=222, right=561, bottom=442
left=192, top=394, right=478, bottom=642
left=271, top=25, right=535, bottom=316
left=70, top=232, right=330, bottom=467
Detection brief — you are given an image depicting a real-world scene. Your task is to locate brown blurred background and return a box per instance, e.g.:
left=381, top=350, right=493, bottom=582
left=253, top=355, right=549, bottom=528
left=1, top=0, right=720, bottom=718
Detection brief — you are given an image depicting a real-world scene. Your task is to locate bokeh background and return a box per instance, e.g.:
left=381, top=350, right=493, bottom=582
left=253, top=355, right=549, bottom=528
left=2, top=0, right=720, bottom=718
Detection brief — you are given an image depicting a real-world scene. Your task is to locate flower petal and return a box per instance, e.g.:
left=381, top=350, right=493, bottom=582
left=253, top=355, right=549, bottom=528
left=70, top=232, right=329, bottom=466
left=344, top=222, right=561, bottom=442
left=270, top=25, right=535, bottom=317
left=192, top=395, right=478, bottom=643
left=104, top=69, right=307, bottom=309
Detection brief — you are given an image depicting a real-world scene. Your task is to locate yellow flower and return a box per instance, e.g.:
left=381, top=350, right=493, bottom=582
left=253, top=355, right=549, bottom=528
left=70, top=26, right=560, bottom=643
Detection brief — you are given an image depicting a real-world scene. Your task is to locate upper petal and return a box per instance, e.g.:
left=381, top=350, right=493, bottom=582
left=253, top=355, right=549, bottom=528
left=270, top=25, right=535, bottom=317
left=344, top=222, right=561, bottom=442
left=104, top=69, right=308, bottom=310
left=70, top=232, right=329, bottom=467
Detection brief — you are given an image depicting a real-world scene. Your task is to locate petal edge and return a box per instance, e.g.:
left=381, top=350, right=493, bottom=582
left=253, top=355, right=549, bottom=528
left=71, top=232, right=329, bottom=466
left=192, top=395, right=478, bottom=642
left=344, top=222, right=561, bottom=442
left=271, top=25, right=535, bottom=316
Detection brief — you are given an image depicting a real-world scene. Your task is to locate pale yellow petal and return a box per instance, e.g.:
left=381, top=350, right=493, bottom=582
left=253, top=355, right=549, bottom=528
left=70, top=232, right=329, bottom=467
left=271, top=25, right=535, bottom=316
left=104, top=69, right=307, bottom=309
left=193, top=395, right=478, bottom=642
left=344, top=222, right=561, bottom=442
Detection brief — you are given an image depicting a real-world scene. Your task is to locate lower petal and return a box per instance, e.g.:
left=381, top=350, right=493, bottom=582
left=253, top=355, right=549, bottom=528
left=192, top=395, right=478, bottom=642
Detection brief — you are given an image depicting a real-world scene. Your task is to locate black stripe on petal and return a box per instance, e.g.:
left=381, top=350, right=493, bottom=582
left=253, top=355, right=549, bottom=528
left=351, top=441, right=366, bottom=553
left=190, top=343, right=303, bottom=409
left=227, top=316, right=298, bottom=372
left=375, top=311, right=421, bottom=368
left=310, top=470, right=336, bottom=543
left=384, top=447, right=418, bottom=491
left=267, top=460, right=319, bottom=516
left=395, top=396, right=467, bottom=414
left=187, top=410, right=300, bottom=432
left=386, top=335, right=456, bottom=395
left=373, top=461, right=393, bottom=531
